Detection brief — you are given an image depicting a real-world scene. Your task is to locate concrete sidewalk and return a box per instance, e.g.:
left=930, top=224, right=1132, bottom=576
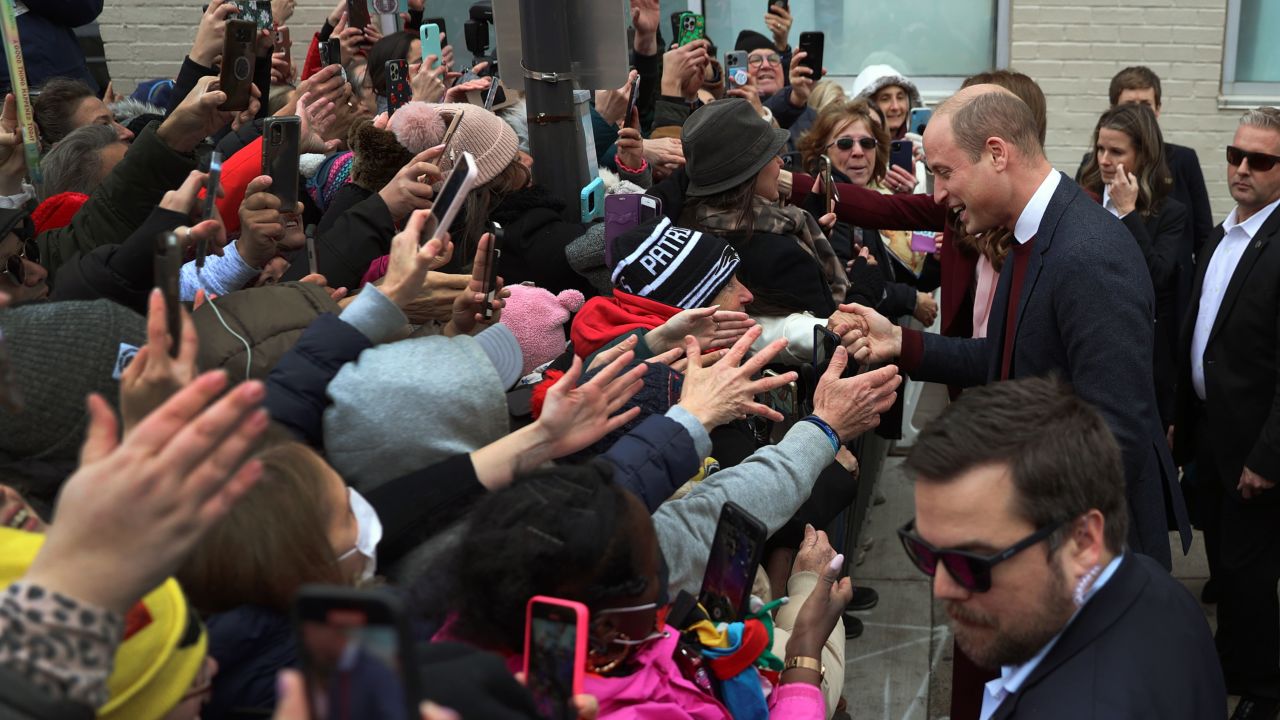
left=837, top=383, right=1220, bottom=719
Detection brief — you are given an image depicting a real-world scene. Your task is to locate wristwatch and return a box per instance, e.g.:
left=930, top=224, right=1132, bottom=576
left=784, top=655, right=825, bottom=679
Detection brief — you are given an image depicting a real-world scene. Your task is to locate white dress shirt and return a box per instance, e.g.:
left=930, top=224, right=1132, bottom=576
left=979, top=554, right=1125, bottom=720
left=1012, top=169, right=1061, bottom=245
left=1190, top=198, right=1280, bottom=399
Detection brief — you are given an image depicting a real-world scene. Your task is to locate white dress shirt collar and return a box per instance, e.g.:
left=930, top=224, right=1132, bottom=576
left=1012, top=169, right=1061, bottom=244
left=1222, top=197, right=1280, bottom=240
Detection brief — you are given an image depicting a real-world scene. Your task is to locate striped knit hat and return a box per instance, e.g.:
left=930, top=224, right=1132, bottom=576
left=610, top=217, right=740, bottom=309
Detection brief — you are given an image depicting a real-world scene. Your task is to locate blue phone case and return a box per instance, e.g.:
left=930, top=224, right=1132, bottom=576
left=580, top=178, right=605, bottom=223
left=419, top=23, right=443, bottom=67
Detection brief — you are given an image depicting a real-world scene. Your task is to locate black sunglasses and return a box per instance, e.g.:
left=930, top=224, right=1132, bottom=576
left=0, top=222, right=37, bottom=286
left=897, top=518, right=1064, bottom=593
left=1227, top=145, right=1280, bottom=172
left=830, top=137, right=877, bottom=152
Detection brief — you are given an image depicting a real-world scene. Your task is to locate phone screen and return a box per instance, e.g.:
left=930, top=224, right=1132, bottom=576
left=298, top=606, right=412, bottom=720
left=698, top=502, right=766, bottom=622
left=813, top=324, right=840, bottom=368
left=155, top=233, right=183, bottom=358
left=527, top=603, right=581, bottom=720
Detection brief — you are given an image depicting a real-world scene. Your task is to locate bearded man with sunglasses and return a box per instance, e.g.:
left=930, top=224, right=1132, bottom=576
left=1174, top=106, right=1280, bottom=719
left=901, top=376, right=1223, bottom=719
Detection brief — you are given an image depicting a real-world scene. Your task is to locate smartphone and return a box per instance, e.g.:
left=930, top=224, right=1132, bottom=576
left=439, top=108, right=464, bottom=165
left=669, top=11, right=683, bottom=45
left=779, top=151, right=803, bottom=172
left=797, top=31, right=824, bottom=78
left=768, top=0, right=789, bottom=10
left=425, top=151, right=478, bottom=245
left=295, top=586, right=419, bottom=720
left=346, top=0, right=371, bottom=31
left=812, top=324, right=840, bottom=369
left=724, top=51, right=748, bottom=91
left=910, top=231, right=938, bottom=254
left=420, top=23, right=443, bottom=68
left=760, top=368, right=799, bottom=420
left=425, top=16, right=447, bottom=41
left=385, top=59, right=411, bottom=114
left=624, top=73, right=640, bottom=127
left=580, top=177, right=605, bottom=223
left=603, top=194, right=661, bottom=267
left=890, top=139, right=913, bottom=172
left=255, top=0, right=273, bottom=29
left=482, top=222, right=503, bottom=320
left=676, top=12, right=705, bottom=46
left=698, top=502, right=767, bottom=623
left=818, top=154, right=839, bottom=209
left=483, top=75, right=505, bottom=110
left=523, top=597, right=588, bottom=720
left=155, top=233, right=183, bottom=358
left=218, top=19, right=258, bottom=112
left=262, top=116, right=301, bottom=207
left=198, top=151, right=222, bottom=269
left=305, top=224, right=319, bottom=276
left=273, top=25, right=290, bottom=50
left=909, top=107, right=933, bottom=136
left=321, top=37, right=342, bottom=67
left=374, top=0, right=407, bottom=35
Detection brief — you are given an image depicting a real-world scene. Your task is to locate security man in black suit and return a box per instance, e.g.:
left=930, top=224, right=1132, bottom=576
left=900, top=377, right=1224, bottom=719
left=1174, top=106, right=1280, bottom=719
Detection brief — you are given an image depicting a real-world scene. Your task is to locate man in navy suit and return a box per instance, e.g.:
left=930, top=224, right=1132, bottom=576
left=899, top=377, right=1224, bottom=719
left=842, top=85, right=1191, bottom=569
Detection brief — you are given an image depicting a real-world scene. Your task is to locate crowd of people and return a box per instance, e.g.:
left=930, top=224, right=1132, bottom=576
left=0, top=0, right=1277, bottom=719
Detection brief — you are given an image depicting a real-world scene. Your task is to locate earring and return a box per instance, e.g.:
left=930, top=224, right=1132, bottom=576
left=1073, top=564, right=1102, bottom=607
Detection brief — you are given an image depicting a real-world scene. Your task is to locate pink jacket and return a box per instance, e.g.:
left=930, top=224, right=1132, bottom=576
left=582, top=627, right=827, bottom=720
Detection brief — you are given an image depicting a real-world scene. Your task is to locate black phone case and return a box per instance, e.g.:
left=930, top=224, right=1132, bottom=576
left=386, top=59, right=411, bottom=114
left=218, top=19, right=258, bottom=111
left=347, top=0, right=371, bottom=29
left=798, top=32, right=824, bottom=77
left=263, top=117, right=301, bottom=207
left=891, top=140, right=913, bottom=171
left=154, top=233, right=183, bottom=357
left=322, top=37, right=341, bottom=66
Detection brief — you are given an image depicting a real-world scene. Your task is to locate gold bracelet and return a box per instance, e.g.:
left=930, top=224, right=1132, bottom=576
left=784, top=655, right=825, bottom=679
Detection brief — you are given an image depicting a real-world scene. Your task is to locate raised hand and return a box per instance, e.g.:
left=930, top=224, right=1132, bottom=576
left=239, top=175, right=304, bottom=267
left=535, top=352, right=648, bottom=458
left=120, top=289, right=201, bottom=435
left=675, top=326, right=797, bottom=431
left=23, top=372, right=268, bottom=615
left=444, top=231, right=509, bottom=336
left=646, top=305, right=756, bottom=354
left=190, top=0, right=239, bottom=67
left=380, top=207, right=454, bottom=308
left=378, top=146, right=444, bottom=222
left=811, top=348, right=901, bottom=440
left=158, top=75, right=261, bottom=153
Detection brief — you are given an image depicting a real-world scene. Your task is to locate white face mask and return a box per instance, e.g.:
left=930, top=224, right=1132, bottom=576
left=337, top=487, right=382, bottom=582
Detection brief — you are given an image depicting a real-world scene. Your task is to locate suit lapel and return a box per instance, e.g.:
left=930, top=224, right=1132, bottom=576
left=990, top=555, right=1147, bottom=718
left=1207, top=212, right=1280, bottom=345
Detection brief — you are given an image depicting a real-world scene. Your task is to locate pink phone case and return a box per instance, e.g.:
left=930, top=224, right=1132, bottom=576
left=910, top=231, right=938, bottom=254
left=523, top=596, right=589, bottom=704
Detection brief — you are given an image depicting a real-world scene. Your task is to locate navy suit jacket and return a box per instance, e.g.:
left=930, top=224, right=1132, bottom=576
left=989, top=554, right=1224, bottom=719
left=909, top=174, right=1191, bottom=567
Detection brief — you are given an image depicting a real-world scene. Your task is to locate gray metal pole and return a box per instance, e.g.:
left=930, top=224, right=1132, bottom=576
left=518, top=0, right=589, bottom=221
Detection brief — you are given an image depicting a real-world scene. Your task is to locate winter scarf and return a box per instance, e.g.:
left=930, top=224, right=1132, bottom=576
left=694, top=197, right=849, bottom=306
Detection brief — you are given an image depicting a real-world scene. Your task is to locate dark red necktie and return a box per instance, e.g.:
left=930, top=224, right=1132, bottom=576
left=1000, top=237, right=1035, bottom=380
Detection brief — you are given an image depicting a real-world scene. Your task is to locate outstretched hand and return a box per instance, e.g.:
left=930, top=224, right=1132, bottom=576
left=535, top=352, right=648, bottom=458
left=676, top=325, right=796, bottom=431
left=646, top=305, right=756, bottom=354
left=120, top=289, right=201, bottom=436
left=23, top=371, right=268, bottom=615
left=831, top=303, right=900, bottom=364
left=810, top=347, right=901, bottom=441
left=444, top=231, right=509, bottom=336
left=381, top=207, right=453, bottom=308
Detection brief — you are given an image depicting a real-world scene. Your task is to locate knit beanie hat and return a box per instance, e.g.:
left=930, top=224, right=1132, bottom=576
left=348, top=118, right=414, bottom=193
left=388, top=101, right=448, bottom=154
left=611, top=217, right=740, bottom=309
left=500, top=284, right=586, bottom=375
left=735, top=30, right=775, bottom=54
left=305, top=150, right=354, bottom=211
left=0, top=528, right=207, bottom=720
left=0, top=300, right=145, bottom=464
left=434, top=104, right=520, bottom=187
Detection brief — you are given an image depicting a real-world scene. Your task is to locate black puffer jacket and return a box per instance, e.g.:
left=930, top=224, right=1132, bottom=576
left=485, top=185, right=595, bottom=296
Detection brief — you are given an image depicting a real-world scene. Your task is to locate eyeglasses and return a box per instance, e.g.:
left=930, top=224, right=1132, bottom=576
left=747, top=53, right=782, bottom=68
left=897, top=518, right=1064, bottom=593
left=829, top=136, right=877, bottom=152
left=1227, top=145, right=1280, bottom=172
left=0, top=231, right=37, bottom=287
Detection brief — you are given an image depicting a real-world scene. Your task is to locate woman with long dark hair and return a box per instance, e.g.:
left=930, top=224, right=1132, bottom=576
left=1078, top=102, right=1188, bottom=425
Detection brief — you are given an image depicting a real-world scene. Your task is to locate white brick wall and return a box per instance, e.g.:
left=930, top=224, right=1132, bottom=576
left=1012, top=0, right=1246, bottom=220
left=99, top=0, right=1263, bottom=220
